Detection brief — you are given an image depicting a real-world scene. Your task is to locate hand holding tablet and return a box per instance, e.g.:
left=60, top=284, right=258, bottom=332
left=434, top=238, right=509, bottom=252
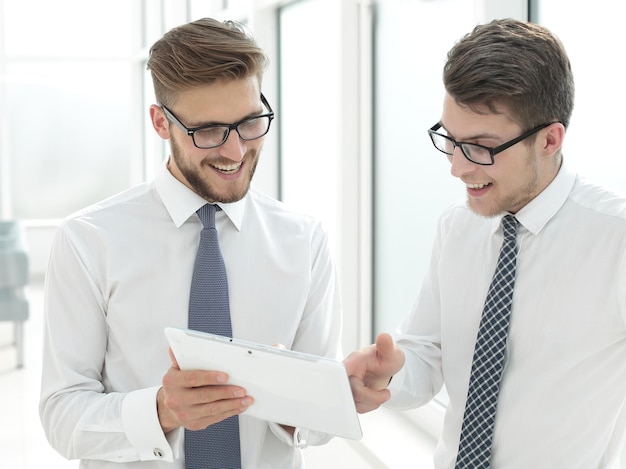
left=164, top=327, right=363, bottom=440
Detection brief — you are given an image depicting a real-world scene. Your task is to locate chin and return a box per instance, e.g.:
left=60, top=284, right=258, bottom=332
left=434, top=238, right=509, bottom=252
left=215, top=181, right=253, bottom=204
left=467, top=199, right=501, bottom=219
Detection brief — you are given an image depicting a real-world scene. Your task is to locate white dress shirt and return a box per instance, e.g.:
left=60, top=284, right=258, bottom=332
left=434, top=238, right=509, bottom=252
left=39, top=162, right=343, bottom=469
left=387, top=164, right=626, bottom=468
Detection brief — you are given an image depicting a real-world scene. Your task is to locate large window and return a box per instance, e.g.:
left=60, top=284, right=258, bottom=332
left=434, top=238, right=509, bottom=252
left=278, top=0, right=342, bottom=256
left=278, top=0, right=370, bottom=352
left=1, top=0, right=140, bottom=220
left=373, top=0, right=475, bottom=335
left=0, top=0, right=226, bottom=222
left=0, top=0, right=229, bottom=274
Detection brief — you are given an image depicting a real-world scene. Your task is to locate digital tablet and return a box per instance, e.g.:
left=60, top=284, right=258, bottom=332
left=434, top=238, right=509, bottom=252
left=164, top=327, right=362, bottom=440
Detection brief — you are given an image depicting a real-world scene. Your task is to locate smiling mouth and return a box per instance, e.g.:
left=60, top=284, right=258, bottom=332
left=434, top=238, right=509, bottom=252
left=466, top=182, right=491, bottom=190
left=211, top=161, right=243, bottom=174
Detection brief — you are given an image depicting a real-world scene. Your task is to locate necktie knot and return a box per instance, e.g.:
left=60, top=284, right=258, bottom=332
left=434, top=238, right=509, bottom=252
left=501, top=215, right=518, bottom=241
left=197, top=204, right=217, bottom=229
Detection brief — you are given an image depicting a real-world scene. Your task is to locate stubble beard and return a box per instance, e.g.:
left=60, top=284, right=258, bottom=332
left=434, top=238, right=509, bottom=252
left=170, top=135, right=259, bottom=203
left=469, top=150, right=540, bottom=218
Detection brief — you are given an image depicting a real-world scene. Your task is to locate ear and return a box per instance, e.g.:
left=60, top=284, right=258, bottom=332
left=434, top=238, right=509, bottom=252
left=540, top=122, right=565, bottom=157
left=150, top=104, right=171, bottom=140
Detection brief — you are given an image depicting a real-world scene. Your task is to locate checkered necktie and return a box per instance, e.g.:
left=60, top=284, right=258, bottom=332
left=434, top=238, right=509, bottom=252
left=185, top=204, right=241, bottom=469
left=455, top=215, right=519, bottom=469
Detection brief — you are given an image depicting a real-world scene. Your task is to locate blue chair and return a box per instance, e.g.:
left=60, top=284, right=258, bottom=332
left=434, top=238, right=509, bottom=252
left=0, top=221, right=30, bottom=368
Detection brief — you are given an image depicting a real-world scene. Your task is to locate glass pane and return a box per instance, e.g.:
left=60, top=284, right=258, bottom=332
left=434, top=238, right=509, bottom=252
left=535, top=1, right=626, bottom=193
left=6, top=61, right=132, bottom=219
left=3, top=0, right=134, bottom=57
left=190, top=0, right=222, bottom=19
left=373, top=1, right=474, bottom=335
left=279, top=0, right=341, bottom=254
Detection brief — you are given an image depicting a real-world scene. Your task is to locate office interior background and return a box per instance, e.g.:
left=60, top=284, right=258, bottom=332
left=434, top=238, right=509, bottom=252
left=1, top=0, right=625, bottom=467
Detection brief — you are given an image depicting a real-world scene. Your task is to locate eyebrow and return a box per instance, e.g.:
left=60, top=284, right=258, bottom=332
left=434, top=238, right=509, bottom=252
left=440, top=123, right=501, bottom=142
left=185, top=106, right=265, bottom=128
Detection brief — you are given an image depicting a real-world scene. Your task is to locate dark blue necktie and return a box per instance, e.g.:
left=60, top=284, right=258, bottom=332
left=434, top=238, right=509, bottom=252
left=455, top=215, right=519, bottom=469
left=185, top=204, right=241, bottom=469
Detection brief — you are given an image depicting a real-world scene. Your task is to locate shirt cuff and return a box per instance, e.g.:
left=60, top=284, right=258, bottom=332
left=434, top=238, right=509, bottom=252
left=122, top=386, right=176, bottom=462
left=268, top=423, right=305, bottom=448
left=268, top=423, right=332, bottom=448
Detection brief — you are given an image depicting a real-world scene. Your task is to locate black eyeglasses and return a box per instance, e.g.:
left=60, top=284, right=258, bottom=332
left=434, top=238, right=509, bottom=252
left=428, top=121, right=557, bottom=165
left=161, top=94, right=275, bottom=149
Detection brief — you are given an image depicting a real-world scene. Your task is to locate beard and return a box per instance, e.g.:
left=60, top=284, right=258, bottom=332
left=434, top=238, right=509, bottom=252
left=468, top=149, right=540, bottom=218
left=169, top=133, right=259, bottom=203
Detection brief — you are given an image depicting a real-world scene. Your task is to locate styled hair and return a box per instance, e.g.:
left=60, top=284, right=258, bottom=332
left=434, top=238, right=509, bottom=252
left=443, top=18, right=574, bottom=132
left=146, top=18, right=268, bottom=107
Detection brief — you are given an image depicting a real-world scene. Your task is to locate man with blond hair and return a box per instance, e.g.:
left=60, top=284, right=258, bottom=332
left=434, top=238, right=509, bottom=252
left=40, top=18, right=342, bottom=469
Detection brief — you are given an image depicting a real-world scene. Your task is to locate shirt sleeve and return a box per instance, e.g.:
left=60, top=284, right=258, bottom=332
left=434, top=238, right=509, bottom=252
left=291, top=222, right=343, bottom=361
left=39, top=223, right=174, bottom=462
left=274, top=222, right=342, bottom=447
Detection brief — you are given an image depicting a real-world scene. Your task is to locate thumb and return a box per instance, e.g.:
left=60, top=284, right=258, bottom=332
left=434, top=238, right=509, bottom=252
left=168, top=347, right=180, bottom=370
left=375, top=332, right=395, bottom=358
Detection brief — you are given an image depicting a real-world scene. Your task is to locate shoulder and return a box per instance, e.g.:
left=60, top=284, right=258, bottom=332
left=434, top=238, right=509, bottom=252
left=244, top=188, right=330, bottom=255
left=568, top=175, right=626, bottom=224
left=59, top=181, right=157, bottom=234
left=438, top=199, right=484, bottom=230
left=246, top=188, right=324, bottom=232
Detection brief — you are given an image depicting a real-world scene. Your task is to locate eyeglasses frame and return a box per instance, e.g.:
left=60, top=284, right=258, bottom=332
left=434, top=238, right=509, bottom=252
left=160, top=93, right=275, bottom=149
left=428, top=121, right=558, bottom=165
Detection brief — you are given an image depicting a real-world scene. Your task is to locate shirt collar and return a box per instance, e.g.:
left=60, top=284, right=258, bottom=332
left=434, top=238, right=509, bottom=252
left=154, top=160, right=246, bottom=231
left=494, top=162, right=576, bottom=236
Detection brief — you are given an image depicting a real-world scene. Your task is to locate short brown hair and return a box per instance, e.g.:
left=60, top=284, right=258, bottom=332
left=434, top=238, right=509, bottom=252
left=443, top=18, right=574, bottom=132
left=147, top=18, right=268, bottom=107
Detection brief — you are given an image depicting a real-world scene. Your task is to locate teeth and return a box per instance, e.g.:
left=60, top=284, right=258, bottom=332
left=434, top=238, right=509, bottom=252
left=213, top=162, right=242, bottom=172
left=467, top=183, right=489, bottom=189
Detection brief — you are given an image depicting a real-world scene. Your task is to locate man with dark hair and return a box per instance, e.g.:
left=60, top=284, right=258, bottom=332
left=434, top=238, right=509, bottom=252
left=345, top=18, right=626, bottom=468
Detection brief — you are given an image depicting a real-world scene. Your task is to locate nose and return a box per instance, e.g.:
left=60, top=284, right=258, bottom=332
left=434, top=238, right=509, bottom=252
left=218, top=129, right=247, bottom=162
left=449, top=146, right=475, bottom=178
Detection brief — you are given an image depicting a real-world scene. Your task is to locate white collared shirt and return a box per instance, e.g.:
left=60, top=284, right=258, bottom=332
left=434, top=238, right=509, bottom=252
left=387, top=164, right=626, bottom=468
left=40, top=162, right=343, bottom=468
